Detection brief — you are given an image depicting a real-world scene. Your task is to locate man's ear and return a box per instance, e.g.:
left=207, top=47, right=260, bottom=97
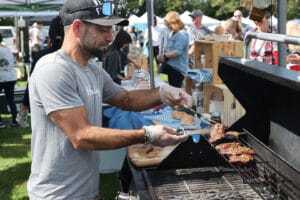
left=72, top=19, right=84, bottom=38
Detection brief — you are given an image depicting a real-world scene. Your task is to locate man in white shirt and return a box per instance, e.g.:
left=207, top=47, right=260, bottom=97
left=145, top=16, right=163, bottom=65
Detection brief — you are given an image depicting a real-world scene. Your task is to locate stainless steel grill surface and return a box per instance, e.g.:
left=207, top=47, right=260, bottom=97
left=148, top=166, right=264, bottom=200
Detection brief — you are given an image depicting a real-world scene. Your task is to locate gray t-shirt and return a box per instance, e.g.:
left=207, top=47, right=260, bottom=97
left=27, top=50, right=121, bottom=200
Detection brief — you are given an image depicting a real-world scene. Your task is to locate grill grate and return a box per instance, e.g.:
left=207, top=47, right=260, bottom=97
left=147, top=166, right=264, bottom=200
left=202, top=129, right=300, bottom=200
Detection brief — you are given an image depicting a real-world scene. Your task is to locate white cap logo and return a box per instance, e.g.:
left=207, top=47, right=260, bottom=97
left=93, top=0, right=101, bottom=16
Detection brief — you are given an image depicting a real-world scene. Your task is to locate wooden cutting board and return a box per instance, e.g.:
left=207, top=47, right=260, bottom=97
left=127, top=129, right=210, bottom=168
left=128, top=144, right=178, bottom=168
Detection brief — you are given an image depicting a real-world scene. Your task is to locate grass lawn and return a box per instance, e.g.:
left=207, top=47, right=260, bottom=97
left=0, top=114, right=120, bottom=200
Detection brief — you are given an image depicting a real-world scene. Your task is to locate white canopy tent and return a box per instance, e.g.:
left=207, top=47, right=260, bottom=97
left=138, top=12, right=164, bottom=24
left=128, top=14, right=140, bottom=26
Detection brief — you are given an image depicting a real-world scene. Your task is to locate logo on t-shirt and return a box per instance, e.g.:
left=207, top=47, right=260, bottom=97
left=86, top=86, right=100, bottom=97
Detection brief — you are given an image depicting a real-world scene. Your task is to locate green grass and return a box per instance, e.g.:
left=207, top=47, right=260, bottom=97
left=14, top=81, right=27, bottom=88
left=0, top=115, right=31, bottom=200
left=0, top=114, right=120, bottom=200
left=153, top=60, right=168, bottom=83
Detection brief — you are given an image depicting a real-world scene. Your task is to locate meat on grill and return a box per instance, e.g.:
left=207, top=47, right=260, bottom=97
left=229, top=154, right=254, bottom=163
left=209, top=123, right=227, bottom=143
left=219, top=146, right=255, bottom=156
left=209, top=132, right=225, bottom=143
left=210, top=123, right=227, bottom=137
left=215, top=142, right=241, bottom=151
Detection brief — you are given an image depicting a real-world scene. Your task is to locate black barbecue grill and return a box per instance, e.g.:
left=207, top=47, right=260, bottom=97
left=127, top=56, right=300, bottom=200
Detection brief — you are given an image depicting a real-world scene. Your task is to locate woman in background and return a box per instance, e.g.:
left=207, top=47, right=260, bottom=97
left=103, top=29, right=141, bottom=85
left=249, top=15, right=278, bottom=65
left=157, top=11, right=189, bottom=87
left=224, top=18, right=243, bottom=41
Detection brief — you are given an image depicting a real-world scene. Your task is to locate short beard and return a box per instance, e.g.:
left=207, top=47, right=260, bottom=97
left=89, top=47, right=106, bottom=58
left=81, top=44, right=107, bottom=59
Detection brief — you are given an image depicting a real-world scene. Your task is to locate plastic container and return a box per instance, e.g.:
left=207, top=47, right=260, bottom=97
left=192, top=82, right=204, bottom=114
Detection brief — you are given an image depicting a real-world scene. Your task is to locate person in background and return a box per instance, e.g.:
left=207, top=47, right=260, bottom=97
left=157, top=19, right=172, bottom=75
left=214, top=25, right=225, bottom=35
left=27, top=0, right=191, bottom=199
left=137, top=30, right=144, bottom=49
left=187, top=9, right=212, bottom=69
left=29, top=21, right=45, bottom=49
left=287, top=53, right=300, bottom=65
left=249, top=14, right=278, bottom=65
left=16, top=16, right=64, bottom=127
left=286, top=20, right=300, bottom=65
left=286, top=20, right=300, bottom=54
left=233, top=9, right=253, bottom=38
left=159, top=19, right=171, bottom=55
left=157, top=11, right=189, bottom=88
left=144, top=16, right=163, bottom=65
left=127, top=26, right=137, bottom=45
left=103, top=29, right=141, bottom=85
left=0, top=33, right=18, bottom=128
left=224, top=18, right=243, bottom=41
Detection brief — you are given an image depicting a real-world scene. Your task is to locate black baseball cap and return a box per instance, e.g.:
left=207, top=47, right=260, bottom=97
left=59, top=0, right=129, bottom=26
left=189, top=9, right=204, bottom=18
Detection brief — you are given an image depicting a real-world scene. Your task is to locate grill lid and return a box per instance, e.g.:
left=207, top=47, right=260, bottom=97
left=218, top=57, right=300, bottom=171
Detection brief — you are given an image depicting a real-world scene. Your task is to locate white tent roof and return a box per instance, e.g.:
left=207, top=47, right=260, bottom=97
left=128, top=14, right=140, bottom=26
left=180, top=10, right=191, bottom=24
left=138, top=12, right=164, bottom=24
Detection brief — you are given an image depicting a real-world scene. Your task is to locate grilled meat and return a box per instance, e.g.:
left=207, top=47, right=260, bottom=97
left=209, top=133, right=225, bottom=143
left=215, top=142, right=241, bottom=151
left=210, top=123, right=227, bottom=137
left=219, top=146, right=255, bottom=156
left=172, top=110, right=195, bottom=126
left=229, top=154, right=254, bottom=163
left=209, top=123, right=227, bottom=143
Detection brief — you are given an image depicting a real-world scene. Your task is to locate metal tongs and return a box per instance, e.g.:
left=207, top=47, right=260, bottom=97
left=179, top=104, right=218, bottom=126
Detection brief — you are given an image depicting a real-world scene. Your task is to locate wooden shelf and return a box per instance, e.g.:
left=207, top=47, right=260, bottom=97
left=185, top=40, right=244, bottom=121
left=194, top=40, right=243, bottom=84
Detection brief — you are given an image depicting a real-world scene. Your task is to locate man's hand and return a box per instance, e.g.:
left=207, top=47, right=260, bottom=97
left=143, top=125, right=188, bottom=147
left=159, top=84, right=192, bottom=109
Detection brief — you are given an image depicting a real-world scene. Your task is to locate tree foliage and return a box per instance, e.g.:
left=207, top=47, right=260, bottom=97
left=119, top=0, right=300, bottom=20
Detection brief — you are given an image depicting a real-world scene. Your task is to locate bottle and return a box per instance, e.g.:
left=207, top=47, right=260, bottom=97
left=211, top=112, right=222, bottom=123
left=192, top=82, right=204, bottom=114
left=201, top=54, right=205, bottom=69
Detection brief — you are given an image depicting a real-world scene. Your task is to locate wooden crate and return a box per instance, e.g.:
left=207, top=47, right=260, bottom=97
left=186, top=40, right=243, bottom=113
left=194, top=40, right=243, bottom=84
left=213, top=84, right=246, bottom=126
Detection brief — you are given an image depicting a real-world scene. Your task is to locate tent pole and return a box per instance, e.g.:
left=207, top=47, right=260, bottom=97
left=277, top=0, right=286, bottom=67
left=146, top=0, right=155, bottom=89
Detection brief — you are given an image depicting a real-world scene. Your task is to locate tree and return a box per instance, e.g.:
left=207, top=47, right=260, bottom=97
left=287, top=0, right=300, bottom=20
left=119, top=0, right=299, bottom=21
